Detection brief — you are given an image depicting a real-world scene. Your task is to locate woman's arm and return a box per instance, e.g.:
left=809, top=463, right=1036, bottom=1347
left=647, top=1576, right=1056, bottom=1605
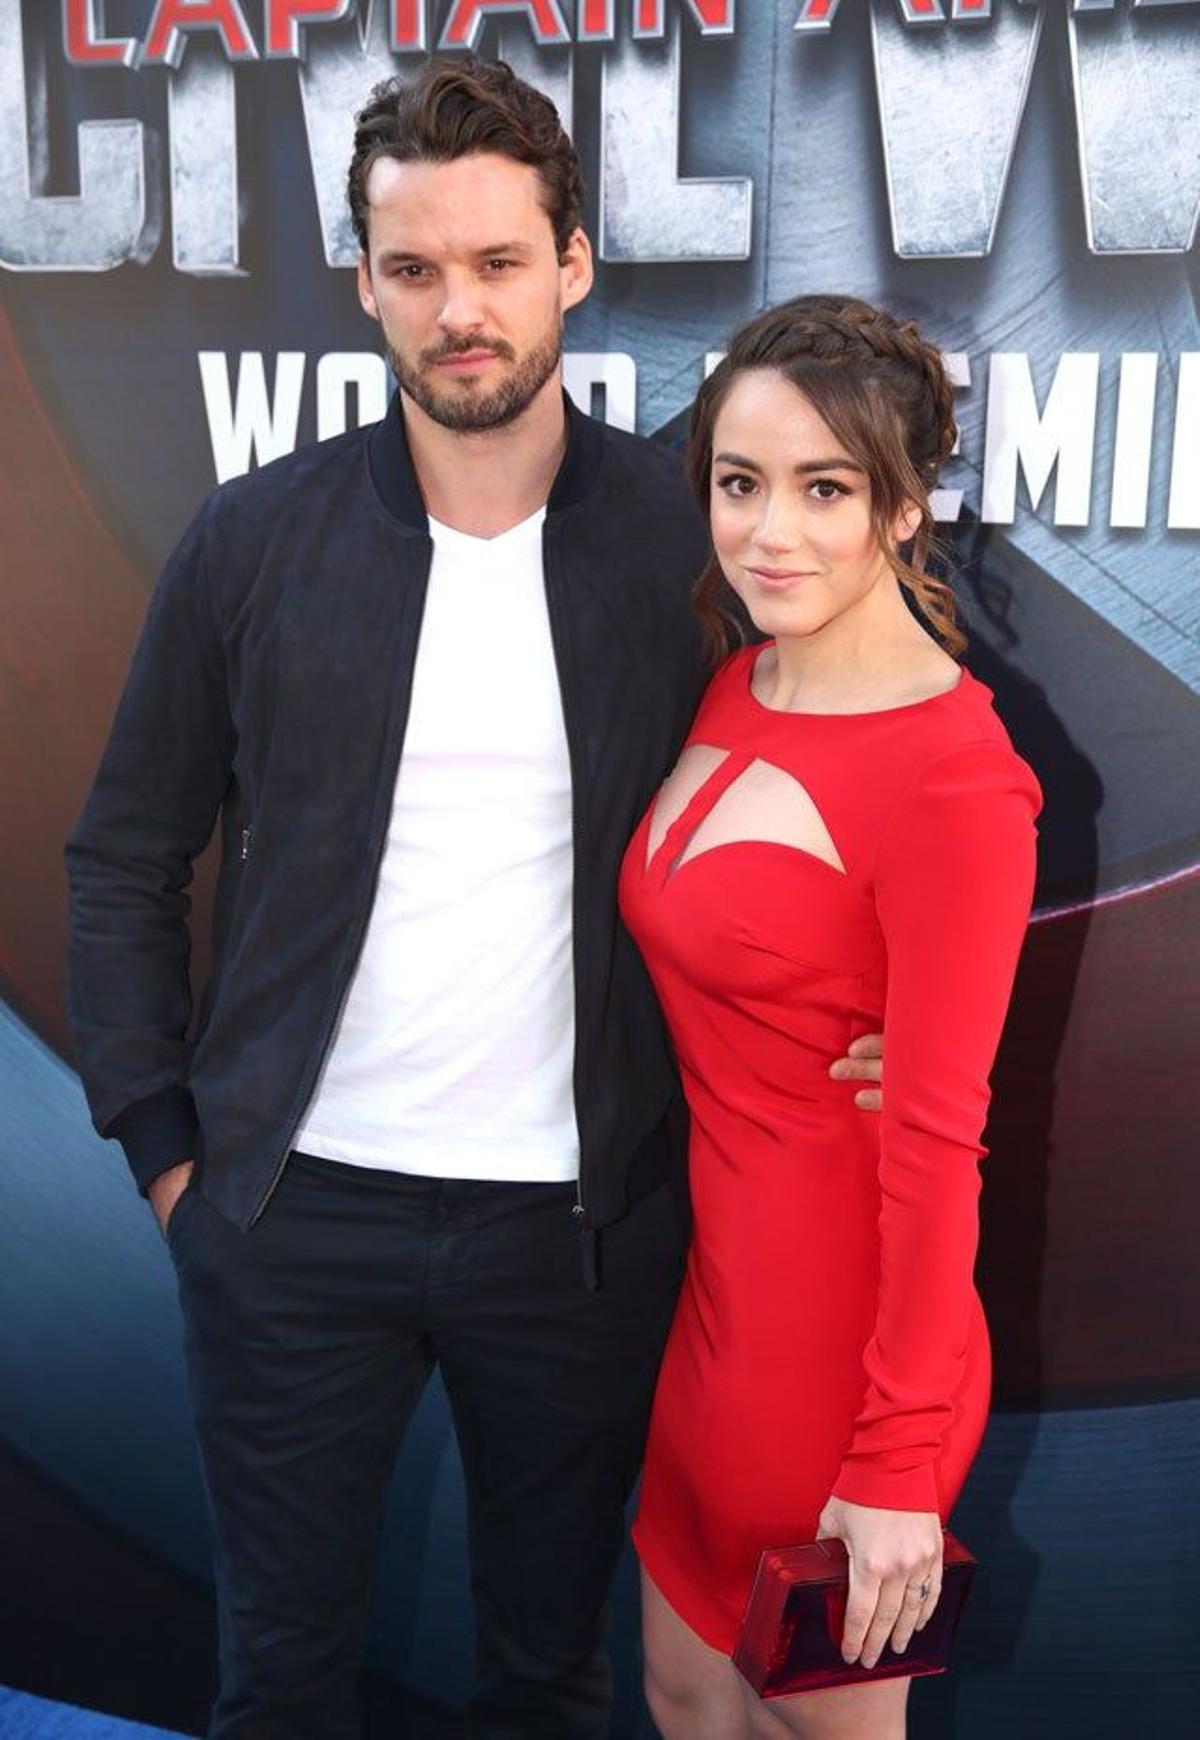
left=822, top=737, right=1040, bottom=1662
left=833, top=738, right=1039, bottom=1509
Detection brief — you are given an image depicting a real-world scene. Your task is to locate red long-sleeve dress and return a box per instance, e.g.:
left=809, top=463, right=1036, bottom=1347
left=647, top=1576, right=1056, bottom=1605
left=618, top=643, right=1041, bottom=1653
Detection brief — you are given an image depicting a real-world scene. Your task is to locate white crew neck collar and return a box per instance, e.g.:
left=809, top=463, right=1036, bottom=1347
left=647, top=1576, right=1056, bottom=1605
left=427, top=505, right=547, bottom=548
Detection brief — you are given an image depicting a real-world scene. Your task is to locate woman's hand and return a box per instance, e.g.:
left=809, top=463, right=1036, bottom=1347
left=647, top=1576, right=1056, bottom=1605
left=815, top=1494, right=943, bottom=1667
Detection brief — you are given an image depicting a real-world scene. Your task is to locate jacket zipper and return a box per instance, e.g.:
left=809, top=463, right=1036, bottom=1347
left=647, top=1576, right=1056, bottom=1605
left=246, top=561, right=431, bottom=1227
left=543, top=522, right=592, bottom=1231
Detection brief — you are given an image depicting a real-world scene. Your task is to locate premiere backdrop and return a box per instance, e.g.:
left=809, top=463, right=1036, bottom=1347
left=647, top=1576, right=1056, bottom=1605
left=2, top=2, right=1198, bottom=1736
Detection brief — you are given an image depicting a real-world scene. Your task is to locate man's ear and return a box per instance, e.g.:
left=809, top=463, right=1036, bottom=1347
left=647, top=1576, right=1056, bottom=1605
left=559, top=226, right=594, bottom=314
left=357, top=253, right=380, bottom=323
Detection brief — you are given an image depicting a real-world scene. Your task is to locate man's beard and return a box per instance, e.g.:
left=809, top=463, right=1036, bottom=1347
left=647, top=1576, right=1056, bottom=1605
left=387, top=320, right=563, bottom=433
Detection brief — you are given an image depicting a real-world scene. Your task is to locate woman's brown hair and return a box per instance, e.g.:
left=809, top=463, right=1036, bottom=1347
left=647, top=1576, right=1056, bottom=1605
left=689, top=293, right=964, bottom=662
left=348, top=55, right=584, bottom=260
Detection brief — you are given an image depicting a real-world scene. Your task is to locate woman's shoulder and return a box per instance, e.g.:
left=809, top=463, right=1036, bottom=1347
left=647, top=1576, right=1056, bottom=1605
left=686, top=640, right=758, bottom=727
left=887, top=669, right=1044, bottom=823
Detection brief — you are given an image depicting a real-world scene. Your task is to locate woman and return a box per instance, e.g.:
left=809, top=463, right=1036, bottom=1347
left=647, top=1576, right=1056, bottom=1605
left=618, top=294, right=1041, bottom=1740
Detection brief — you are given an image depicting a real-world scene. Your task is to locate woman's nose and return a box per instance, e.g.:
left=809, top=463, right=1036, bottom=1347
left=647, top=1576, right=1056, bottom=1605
left=753, top=495, right=804, bottom=555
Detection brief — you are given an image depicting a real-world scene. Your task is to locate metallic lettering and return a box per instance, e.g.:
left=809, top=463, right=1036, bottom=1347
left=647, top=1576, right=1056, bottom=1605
left=439, top=0, right=572, bottom=51
left=0, top=4, right=158, bottom=270
left=794, top=0, right=842, bottom=30
left=265, top=0, right=356, bottom=60
left=577, top=0, right=616, bottom=39
left=61, top=1, right=137, bottom=67
left=599, top=18, right=751, bottom=261
left=1075, top=2, right=1200, bottom=12
left=169, top=41, right=242, bottom=274
left=141, top=0, right=259, bottom=69
left=1069, top=6, right=1200, bottom=253
left=496, top=23, right=574, bottom=136
left=870, top=0, right=1043, bottom=256
left=296, top=1, right=400, bottom=266
left=390, top=0, right=429, bottom=49
left=632, top=0, right=735, bottom=35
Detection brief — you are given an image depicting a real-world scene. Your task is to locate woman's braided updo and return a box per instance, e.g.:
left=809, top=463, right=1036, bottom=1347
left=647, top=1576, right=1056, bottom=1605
left=689, top=293, right=963, bottom=661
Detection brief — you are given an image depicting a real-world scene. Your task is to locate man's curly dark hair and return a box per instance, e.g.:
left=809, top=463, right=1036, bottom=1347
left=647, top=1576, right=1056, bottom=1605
left=347, top=54, right=585, bottom=259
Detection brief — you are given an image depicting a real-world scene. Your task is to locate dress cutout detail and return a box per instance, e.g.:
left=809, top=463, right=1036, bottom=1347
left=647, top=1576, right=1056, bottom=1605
left=644, top=744, right=732, bottom=868
left=674, top=757, right=847, bottom=877
left=618, top=643, right=1041, bottom=1655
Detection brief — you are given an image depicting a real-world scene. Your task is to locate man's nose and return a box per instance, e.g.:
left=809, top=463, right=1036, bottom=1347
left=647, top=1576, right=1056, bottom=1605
left=436, top=273, right=487, bottom=335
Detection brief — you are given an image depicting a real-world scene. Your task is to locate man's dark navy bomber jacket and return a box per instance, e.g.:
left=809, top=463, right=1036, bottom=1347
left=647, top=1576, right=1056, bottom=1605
left=64, top=392, right=712, bottom=1235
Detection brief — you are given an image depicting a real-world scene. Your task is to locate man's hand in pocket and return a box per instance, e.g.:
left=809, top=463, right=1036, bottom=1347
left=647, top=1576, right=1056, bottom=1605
left=149, top=1160, right=194, bottom=1237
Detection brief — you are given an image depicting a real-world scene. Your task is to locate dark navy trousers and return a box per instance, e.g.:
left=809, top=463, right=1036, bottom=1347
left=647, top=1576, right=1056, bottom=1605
left=167, top=1150, right=686, bottom=1739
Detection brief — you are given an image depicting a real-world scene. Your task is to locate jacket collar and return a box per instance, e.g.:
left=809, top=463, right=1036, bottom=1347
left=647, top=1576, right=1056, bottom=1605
left=367, top=384, right=605, bottom=532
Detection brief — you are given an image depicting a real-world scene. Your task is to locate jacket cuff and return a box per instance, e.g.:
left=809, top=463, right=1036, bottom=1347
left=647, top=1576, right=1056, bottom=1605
left=831, top=1457, right=942, bottom=1516
left=110, top=1085, right=200, bottom=1196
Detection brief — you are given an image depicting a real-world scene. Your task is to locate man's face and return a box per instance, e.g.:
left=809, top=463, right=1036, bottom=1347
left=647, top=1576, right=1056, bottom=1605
left=357, top=152, right=593, bottom=433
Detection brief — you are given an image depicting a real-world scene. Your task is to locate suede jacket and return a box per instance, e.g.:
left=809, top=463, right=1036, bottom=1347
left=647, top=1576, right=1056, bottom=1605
left=65, top=393, right=711, bottom=1235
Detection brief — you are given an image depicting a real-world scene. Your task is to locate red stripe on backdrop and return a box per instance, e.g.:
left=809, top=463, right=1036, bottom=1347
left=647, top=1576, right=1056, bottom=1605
left=982, top=866, right=1200, bottom=1406
left=0, top=301, right=216, bottom=1055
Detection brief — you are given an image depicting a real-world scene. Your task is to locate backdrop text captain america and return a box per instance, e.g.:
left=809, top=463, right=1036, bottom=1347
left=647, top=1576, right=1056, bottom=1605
left=3, top=1, right=1197, bottom=276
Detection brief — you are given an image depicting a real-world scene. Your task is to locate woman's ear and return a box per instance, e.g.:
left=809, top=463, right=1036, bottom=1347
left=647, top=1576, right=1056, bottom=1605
left=895, top=500, right=923, bottom=547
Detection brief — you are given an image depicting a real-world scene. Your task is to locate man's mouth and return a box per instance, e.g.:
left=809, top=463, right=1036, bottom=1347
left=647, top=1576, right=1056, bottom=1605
left=431, top=349, right=504, bottom=373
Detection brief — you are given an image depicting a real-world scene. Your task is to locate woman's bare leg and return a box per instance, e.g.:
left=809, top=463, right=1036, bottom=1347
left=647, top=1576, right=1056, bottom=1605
left=764, top=1672, right=910, bottom=1740
left=641, top=1568, right=911, bottom=1740
left=641, top=1568, right=759, bottom=1740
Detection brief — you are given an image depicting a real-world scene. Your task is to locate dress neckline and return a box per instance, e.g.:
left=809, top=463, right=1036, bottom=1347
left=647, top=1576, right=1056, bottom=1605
left=744, top=642, right=969, bottom=720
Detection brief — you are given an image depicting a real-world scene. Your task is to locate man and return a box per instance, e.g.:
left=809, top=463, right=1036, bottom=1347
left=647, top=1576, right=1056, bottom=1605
left=66, top=54, right=883, bottom=1740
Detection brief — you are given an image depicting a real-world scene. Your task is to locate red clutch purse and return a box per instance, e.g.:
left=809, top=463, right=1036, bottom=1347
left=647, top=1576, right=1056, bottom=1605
left=732, top=1531, right=976, bottom=1700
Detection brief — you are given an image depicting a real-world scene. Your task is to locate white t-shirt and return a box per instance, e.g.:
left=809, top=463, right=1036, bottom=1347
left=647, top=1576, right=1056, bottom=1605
left=295, top=505, right=580, bottom=1182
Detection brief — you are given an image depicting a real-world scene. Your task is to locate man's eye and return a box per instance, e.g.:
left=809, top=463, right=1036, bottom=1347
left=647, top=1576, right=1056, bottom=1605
left=486, top=259, right=513, bottom=273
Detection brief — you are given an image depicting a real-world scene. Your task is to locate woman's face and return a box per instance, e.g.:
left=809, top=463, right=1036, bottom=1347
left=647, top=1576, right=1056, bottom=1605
left=709, top=368, right=912, bottom=641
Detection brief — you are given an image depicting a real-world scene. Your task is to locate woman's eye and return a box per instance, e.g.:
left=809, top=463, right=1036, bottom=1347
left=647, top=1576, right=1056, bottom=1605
left=716, top=474, right=757, bottom=498
left=810, top=479, right=848, bottom=502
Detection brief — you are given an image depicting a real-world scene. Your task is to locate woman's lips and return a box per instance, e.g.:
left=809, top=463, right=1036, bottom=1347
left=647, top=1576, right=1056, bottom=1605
left=746, top=567, right=817, bottom=592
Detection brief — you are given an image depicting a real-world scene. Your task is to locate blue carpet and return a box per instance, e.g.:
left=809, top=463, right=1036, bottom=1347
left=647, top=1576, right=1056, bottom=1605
left=0, top=1689, right=187, bottom=1738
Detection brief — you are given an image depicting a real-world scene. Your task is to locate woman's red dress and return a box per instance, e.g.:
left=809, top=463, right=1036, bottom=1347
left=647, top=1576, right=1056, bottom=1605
left=618, top=644, right=1041, bottom=1652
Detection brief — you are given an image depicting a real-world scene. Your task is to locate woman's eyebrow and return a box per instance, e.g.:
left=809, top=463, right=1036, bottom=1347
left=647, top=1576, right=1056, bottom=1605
left=714, top=451, right=865, bottom=474
left=795, top=457, right=865, bottom=474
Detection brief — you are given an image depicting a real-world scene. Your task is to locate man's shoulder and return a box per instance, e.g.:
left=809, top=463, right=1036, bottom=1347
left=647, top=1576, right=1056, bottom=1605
left=595, top=420, right=690, bottom=493
left=207, top=423, right=373, bottom=527
left=589, top=421, right=705, bottom=558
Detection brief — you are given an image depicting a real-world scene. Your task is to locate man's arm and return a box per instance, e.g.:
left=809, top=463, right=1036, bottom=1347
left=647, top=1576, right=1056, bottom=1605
left=830, top=1032, right=883, bottom=1111
left=65, top=495, right=236, bottom=1201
